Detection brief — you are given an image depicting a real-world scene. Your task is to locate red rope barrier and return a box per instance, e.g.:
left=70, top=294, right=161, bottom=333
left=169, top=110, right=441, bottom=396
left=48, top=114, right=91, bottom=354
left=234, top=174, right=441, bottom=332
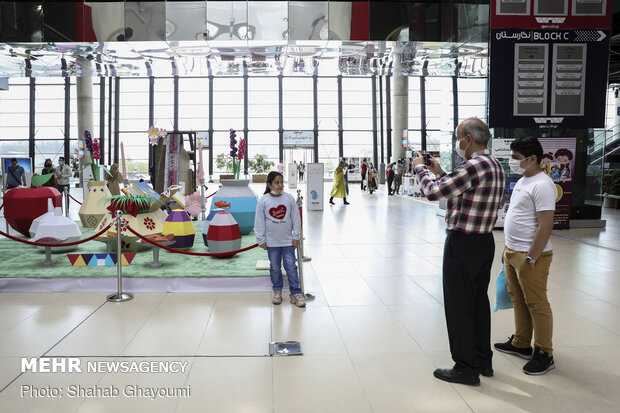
left=206, top=191, right=217, bottom=199
left=126, top=225, right=258, bottom=257
left=0, top=223, right=113, bottom=247
left=68, top=194, right=83, bottom=205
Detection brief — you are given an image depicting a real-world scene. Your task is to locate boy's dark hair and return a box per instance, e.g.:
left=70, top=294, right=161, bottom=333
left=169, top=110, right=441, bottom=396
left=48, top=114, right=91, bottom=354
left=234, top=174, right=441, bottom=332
left=510, top=136, right=543, bottom=164
left=10, top=157, right=17, bottom=162
left=264, top=171, right=283, bottom=194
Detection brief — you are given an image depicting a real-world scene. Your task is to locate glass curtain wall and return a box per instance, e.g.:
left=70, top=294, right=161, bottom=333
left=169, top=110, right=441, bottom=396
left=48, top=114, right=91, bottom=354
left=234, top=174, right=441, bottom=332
left=119, top=78, right=150, bottom=176
left=34, top=78, right=66, bottom=170
left=342, top=77, right=373, bottom=166
left=1, top=74, right=485, bottom=179
left=248, top=77, right=279, bottom=172
left=213, top=77, right=244, bottom=176
left=0, top=79, right=32, bottom=168
left=317, top=77, right=338, bottom=174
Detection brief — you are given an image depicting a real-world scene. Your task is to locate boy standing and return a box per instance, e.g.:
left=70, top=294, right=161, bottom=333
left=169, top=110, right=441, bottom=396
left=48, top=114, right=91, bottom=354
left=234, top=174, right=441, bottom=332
left=495, top=136, right=557, bottom=375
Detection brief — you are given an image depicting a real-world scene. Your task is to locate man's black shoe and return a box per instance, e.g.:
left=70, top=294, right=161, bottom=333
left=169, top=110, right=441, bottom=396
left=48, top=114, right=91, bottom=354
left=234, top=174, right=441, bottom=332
left=433, top=368, right=480, bottom=386
left=494, top=335, right=533, bottom=359
left=479, top=367, right=494, bottom=377
left=523, top=347, right=555, bottom=375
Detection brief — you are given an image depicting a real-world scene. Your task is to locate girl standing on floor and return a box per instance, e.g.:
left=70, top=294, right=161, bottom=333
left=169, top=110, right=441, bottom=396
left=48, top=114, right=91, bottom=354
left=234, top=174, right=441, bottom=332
left=254, top=171, right=305, bottom=308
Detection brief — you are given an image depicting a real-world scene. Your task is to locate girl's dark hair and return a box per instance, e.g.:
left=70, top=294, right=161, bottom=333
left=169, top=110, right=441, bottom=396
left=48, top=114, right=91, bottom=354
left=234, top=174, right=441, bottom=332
left=264, top=171, right=283, bottom=194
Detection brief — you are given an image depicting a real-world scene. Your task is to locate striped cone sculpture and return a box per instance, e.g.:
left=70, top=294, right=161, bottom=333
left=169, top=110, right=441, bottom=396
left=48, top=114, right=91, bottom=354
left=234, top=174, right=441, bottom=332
left=206, top=211, right=242, bottom=258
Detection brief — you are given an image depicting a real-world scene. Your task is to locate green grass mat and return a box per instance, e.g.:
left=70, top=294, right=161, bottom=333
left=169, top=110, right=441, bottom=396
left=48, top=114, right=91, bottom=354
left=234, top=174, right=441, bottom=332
left=0, top=221, right=269, bottom=278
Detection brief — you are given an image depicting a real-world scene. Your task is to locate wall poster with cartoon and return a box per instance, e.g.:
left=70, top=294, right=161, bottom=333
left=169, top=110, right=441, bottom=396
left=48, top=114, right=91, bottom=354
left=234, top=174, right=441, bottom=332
left=492, top=137, right=576, bottom=229
left=539, top=138, right=576, bottom=229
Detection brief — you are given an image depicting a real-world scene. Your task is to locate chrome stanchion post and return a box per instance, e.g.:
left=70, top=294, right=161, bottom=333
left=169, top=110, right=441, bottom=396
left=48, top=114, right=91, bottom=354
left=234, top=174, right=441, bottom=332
left=42, top=246, right=55, bottom=266
left=296, top=243, right=314, bottom=302
left=107, top=210, right=134, bottom=302
left=295, top=190, right=314, bottom=301
left=63, top=187, right=69, bottom=218
left=295, top=190, right=311, bottom=262
left=200, top=178, right=206, bottom=221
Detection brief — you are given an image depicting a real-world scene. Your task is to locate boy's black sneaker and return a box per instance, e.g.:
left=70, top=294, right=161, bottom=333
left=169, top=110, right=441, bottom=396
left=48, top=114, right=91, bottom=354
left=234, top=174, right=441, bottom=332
left=494, top=335, right=533, bottom=359
left=523, top=348, right=555, bottom=375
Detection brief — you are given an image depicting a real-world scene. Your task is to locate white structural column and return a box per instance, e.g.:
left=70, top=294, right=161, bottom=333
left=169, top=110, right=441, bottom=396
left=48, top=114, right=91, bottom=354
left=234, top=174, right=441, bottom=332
left=391, top=51, right=408, bottom=162
left=76, top=56, right=95, bottom=192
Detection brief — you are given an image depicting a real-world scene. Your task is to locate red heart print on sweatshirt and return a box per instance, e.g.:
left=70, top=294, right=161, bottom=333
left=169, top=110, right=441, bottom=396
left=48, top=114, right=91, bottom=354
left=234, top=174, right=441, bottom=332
left=269, top=205, right=287, bottom=220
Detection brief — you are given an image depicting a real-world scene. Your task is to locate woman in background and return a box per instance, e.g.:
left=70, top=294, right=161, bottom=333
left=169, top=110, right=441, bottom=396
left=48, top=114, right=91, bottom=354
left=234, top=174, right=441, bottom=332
left=329, top=161, right=350, bottom=205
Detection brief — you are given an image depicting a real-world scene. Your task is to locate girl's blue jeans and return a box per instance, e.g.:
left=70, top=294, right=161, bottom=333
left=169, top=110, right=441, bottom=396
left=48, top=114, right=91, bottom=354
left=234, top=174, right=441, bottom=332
left=267, top=246, right=301, bottom=295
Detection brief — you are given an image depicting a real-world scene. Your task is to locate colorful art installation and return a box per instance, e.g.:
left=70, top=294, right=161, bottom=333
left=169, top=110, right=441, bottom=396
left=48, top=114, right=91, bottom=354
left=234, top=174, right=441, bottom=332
left=28, top=199, right=55, bottom=237
left=163, top=209, right=195, bottom=250
left=202, top=208, right=225, bottom=246
left=184, top=192, right=202, bottom=219
left=210, top=179, right=258, bottom=235
left=96, top=194, right=165, bottom=251
left=206, top=211, right=242, bottom=258
left=79, top=180, right=112, bottom=228
left=3, top=187, right=62, bottom=237
left=67, top=253, right=136, bottom=266
left=29, top=199, right=81, bottom=253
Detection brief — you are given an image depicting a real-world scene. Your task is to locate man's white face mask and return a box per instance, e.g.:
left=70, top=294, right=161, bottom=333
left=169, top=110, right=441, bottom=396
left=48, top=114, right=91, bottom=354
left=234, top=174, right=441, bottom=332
left=509, top=157, right=529, bottom=175
left=455, top=137, right=469, bottom=158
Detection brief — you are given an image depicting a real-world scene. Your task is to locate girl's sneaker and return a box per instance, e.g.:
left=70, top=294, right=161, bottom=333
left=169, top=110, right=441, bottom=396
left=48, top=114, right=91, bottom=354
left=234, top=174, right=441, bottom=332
left=272, top=291, right=282, bottom=305
left=290, top=293, right=306, bottom=308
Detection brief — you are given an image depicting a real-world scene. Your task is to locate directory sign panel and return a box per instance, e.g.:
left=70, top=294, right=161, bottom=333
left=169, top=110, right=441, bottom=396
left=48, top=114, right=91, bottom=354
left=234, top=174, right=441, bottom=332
left=492, top=0, right=611, bottom=29
left=490, top=0, right=610, bottom=129
left=489, top=29, right=609, bottom=128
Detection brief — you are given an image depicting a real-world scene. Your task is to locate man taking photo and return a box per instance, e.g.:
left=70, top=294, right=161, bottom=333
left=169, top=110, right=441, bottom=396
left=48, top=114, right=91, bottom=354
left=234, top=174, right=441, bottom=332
left=413, top=117, right=505, bottom=386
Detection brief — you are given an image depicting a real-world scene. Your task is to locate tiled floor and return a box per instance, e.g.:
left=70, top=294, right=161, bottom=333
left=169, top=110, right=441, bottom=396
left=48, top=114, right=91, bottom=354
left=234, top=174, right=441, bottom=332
left=1, top=183, right=620, bottom=412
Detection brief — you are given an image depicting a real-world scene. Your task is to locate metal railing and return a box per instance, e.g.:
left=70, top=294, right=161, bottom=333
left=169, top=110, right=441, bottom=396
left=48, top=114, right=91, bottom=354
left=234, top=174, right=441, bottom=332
left=589, top=122, right=620, bottom=156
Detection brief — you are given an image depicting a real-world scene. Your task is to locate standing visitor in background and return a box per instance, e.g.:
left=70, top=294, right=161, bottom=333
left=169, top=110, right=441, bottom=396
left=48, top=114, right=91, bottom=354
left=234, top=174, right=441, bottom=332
left=495, top=136, right=556, bottom=376
left=298, top=161, right=305, bottom=182
left=393, top=160, right=404, bottom=195
left=386, top=162, right=395, bottom=195
left=329, top=161, right=350, bottom=205
left=54, top=156, right=72, bottom=196
left=360, top=158, right=367, bottom=191
left=41, top=159, right=56, bottom=187
left=413, top=117, right=505, bottom=386
left=254, top=171, right=305, bottom=308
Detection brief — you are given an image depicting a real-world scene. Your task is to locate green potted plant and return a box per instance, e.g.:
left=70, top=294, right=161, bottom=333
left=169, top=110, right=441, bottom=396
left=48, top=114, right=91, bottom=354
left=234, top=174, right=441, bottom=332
left=216, top=153, right=234, bottom=180
left=248, top=154, right=275, bottom=183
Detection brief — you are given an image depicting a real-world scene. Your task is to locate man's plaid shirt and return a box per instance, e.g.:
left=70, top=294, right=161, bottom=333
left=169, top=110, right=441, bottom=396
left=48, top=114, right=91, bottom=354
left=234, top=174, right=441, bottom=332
left=414, top=149, right=505, bottom=234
